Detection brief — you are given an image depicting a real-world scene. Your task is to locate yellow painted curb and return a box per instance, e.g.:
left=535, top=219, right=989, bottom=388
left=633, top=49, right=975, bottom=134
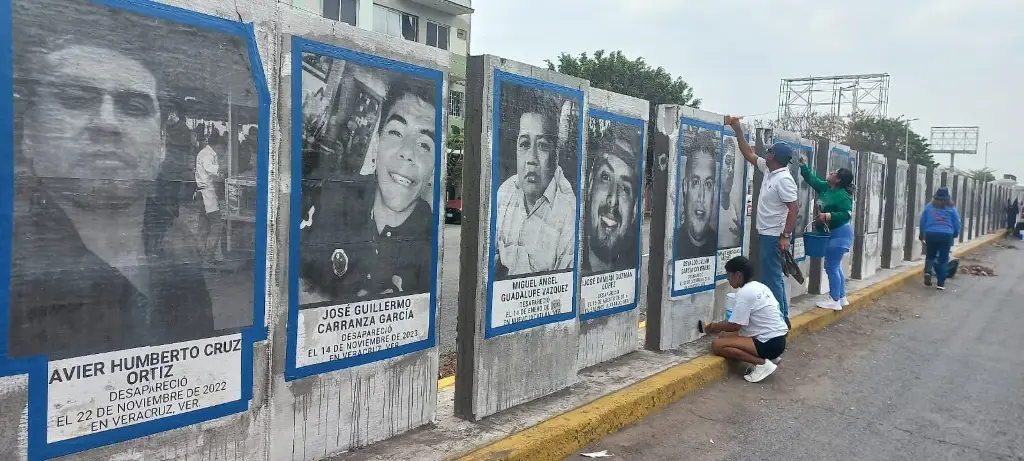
left=455, top=231, right=1004, bottom=461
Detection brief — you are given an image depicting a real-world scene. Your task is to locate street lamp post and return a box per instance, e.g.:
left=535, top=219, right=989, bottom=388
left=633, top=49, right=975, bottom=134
left=985, top=141, right=992, bottom=168
left=904, top=117, right=919, bottom=160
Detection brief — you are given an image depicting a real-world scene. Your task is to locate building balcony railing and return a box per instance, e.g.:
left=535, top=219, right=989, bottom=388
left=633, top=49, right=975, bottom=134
left=405, top=0, right=472, bottom=16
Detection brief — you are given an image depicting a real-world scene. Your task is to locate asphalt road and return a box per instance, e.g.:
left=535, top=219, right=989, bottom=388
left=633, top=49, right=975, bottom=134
left=438, top=221, right=652, bottom=355
left=570, top=243, right=1024, bottom=460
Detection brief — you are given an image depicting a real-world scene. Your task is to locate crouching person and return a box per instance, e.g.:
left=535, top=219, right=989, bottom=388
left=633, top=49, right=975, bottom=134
left=706, top=256, right=789, bottom=383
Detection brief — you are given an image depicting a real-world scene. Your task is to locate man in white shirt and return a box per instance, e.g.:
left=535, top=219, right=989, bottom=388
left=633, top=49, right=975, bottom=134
left=195, top=135, right=223, bottom=265
left=705, top=256, right=789, bottom=383
left=494, top=88, right=577, bottom=278
left=727, top=116, right=798, bottom=327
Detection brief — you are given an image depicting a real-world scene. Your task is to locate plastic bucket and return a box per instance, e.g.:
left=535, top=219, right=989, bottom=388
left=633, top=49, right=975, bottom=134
left=724, top=293, right=736, bottom=321
left=803, top=232, right=831, bottom=258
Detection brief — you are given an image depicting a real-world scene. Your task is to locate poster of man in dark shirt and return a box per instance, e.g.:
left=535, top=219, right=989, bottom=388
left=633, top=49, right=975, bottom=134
left=298, top=71, right=436, bottom=306
left=676, top=124, right=721, bottom=261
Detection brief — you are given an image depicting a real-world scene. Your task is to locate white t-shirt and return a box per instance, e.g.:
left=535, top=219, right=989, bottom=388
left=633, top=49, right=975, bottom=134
left=195, top=145, right=220, bottom=213
left=756, top=157, right=798, bottom=236
left=729, top=280, right=789, bottom=342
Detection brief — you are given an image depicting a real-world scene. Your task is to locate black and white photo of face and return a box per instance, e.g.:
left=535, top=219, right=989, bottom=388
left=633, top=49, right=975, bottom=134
left=375, top=90, right=436, bottom=213
left=516, top=112, right=558, bottom=207
left=24, top=45, right=163, bottom=210
left=721, top=136, right=737, bottom=208
left=678, top=126, right=720, bottom=254
left=584, top=121, right=641, bottom=273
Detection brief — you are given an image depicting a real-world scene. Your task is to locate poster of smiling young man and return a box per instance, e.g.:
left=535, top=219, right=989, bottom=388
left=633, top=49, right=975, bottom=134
left=486, top=74, right=583, bottom=337
left=2, top=0, right=268, bottom=456
left=579, top=109, right=645, bottom=320
left=673, top=117, right=722, bottom=295
left=715, top=126, right=748, bottom=279
left=287, top=39, right=443, bottom=378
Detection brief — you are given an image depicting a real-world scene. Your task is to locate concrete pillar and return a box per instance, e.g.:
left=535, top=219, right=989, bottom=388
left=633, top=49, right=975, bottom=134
left=852, top=151, right=885, bottom=280
left=882, top=158, right=909, bottom=268
left=576, top=88, right=649, bottom=371
left=904, top=164, right=928, bottom=261
left=646, top=106, right=723, bottom=350
left=807, top=138, right=830, bottom=296
left=455, top=56, right=587, bottom=420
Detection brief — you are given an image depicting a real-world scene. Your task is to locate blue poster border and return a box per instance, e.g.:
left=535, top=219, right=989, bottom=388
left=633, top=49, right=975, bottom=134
left=671, top=117, right=721, bottom=297
left=0, top=0, right=270, bottom=459
left=284, top=37, right=443, bottom=380
left=484, top=70, right=585, bottom=338
left=715, top=128, right=749, bottom=281
left=578, top=109, right=646, bottom=322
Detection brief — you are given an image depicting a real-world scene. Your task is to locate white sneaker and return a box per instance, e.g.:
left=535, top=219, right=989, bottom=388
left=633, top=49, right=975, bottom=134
left=817, top=298, right=843, bottom=310
left=840, top=297, right=850, bottom=306
left=744, top=360, right=778, bottom=383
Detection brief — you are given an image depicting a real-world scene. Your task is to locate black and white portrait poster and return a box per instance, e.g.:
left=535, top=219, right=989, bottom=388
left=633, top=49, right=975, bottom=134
left=487, top=72, right=583, bottom=337
left=5, top=0, right=266, bottom=454
left=579, top=110, right=644, bottom=320
left=715, top=127, right=747, bottom=278
left=894, top=167, right=908, bottom=231
left=785, top=140, right=814, bottom=261
left=868, top=161, right=884, bottom=235
left=673, top=119, right=721, bottom=295
left=289, top=39, right=442, bottom=377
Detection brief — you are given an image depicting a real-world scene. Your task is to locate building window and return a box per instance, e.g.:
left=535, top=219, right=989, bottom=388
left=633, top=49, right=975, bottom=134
left=426, top=22, right=450, bottom=50
left=373, top=5, right=418, bottom=42
left=448, top=90, right=464, bottom=118
left=322, top=0, right=357, bottom=26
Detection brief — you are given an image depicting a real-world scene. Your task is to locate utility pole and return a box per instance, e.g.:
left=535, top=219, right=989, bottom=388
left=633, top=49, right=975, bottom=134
left=904, top=117, right=919, bottom=160
left=985, top=141, right=992, bottom=168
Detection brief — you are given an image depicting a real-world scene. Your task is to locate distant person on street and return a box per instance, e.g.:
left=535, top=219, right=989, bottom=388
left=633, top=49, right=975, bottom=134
left=706, top=256, right=789, bottom=383
left=1006, top=198, right=1019, bottom=237
left=799, top=157, right=855, bottom=310
left=919, top=186, right=961, bottom=290
left=728, top=116, right=798, bottom=327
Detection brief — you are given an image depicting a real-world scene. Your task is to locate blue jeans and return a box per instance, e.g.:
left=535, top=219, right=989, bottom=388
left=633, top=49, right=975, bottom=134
left=758, top=234, right=789, bottom=323
left=825, top=223, right=854, bottom=301
left=924, top=232, right=955, bottom=287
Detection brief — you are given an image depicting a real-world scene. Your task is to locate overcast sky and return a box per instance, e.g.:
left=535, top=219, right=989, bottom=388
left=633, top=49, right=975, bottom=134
left=470, top=0, right=1023, bottom=178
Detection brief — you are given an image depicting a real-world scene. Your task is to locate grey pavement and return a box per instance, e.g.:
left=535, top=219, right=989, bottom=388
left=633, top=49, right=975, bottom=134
left=570, top=243, right=1024, bottom=460
left=439, top=221, right=652, bottom=355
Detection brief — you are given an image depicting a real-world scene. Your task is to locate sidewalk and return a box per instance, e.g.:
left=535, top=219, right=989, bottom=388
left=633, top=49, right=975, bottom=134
left=328, top=233, right=1003, bottom=461
left=568, top=241, right=1022, bottom=460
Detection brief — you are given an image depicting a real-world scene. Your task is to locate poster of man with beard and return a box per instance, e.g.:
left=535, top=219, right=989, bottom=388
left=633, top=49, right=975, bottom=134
left=673, top=121, right=721, bottom=294
left=487, top=74, right=582, bottom=336
left=5, top=0, right=266, bottom=452
left=715, top=128, right=748, bottom=279
left=579, top=112, right=644, bottom=319
left=290, top=40, right=442, bottom=375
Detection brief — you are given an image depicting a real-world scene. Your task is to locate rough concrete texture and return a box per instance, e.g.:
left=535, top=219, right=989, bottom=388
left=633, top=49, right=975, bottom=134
left=576, top=88, right=649, bottom=371
left=269, top=9, right=449, bottom=460
left=646, top=106, right=720, bottom=351
left=953, top=174, right=966, bottom=245
left=904, top=164, right=927, bottom=261
left=1, top=0, right=277, bottom=459
left=455, top=55, right=587, bottom=420
left=853, top=151, right=886, bottom=280
left=881, top=158, right=908, bottom=269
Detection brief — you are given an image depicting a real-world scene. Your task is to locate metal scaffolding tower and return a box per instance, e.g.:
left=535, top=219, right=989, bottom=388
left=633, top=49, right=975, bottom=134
left=777, top=74, right=890, bottom=135
left=929, top=126, right=979, bottom=168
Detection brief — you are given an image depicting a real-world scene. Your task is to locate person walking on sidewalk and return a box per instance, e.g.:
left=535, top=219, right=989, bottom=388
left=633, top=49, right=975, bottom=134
left=798, top=157, right=855, bottom=310
left=919, top=186, right=961, bottom=290
left=1005, top=198, right=1019, bottom=237
left=727, top=116, right=798, bottom=327
left=706, top=256, right=789, bottom=383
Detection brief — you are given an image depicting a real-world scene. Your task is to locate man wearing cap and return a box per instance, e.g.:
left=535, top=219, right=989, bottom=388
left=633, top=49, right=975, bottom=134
left=582, top=123, right=641, bottom=273
left=727, top=117, right=798, bottom=328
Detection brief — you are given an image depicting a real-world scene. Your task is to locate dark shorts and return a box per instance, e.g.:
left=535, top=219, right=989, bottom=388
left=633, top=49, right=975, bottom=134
left=754, top=335, right=787, bottom=360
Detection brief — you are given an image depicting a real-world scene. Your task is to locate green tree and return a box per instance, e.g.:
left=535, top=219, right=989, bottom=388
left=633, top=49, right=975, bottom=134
left=845, top=114, right=936, bottom=167
left=446, top=125, right=465, bottom=199
left=546, top=50, right=701, bottom=189
left=966, top=167, right=996, bottom=182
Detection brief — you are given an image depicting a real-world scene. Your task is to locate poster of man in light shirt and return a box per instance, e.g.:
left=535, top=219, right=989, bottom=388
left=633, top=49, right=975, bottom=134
left=674, top=121, right=721, bottom=294
left=716, top=129, right=748, bottom=278
left=489, top=77, right=582, bottom=335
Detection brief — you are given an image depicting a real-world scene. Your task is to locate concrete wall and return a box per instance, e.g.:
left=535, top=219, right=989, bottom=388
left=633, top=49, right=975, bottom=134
left=576, top=88, right=649, bottom=371
left=852, top=151, right=885, bottom=280
left=882, top=158, right=909, bottom=269
left=455, top=56, right=587, bottom=420
left=904, top=164, right=928, bottom=261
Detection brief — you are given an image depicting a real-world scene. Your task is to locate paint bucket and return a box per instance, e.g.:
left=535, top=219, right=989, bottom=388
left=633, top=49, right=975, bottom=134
left=724, top=293, right=736, bottom=321
left=803, top=222, right=831, bottom=258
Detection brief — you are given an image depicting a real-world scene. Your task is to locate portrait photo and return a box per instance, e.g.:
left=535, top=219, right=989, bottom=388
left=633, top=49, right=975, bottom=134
left=717, top=133, right=746, bottom=250
left=296, top=51, right=440, bottom=309
left=675, top=124, right=721, bottom=261
left=787, top=144, right=813, bottom=245
left=492, top=81, right=580, bottom=281
left=581, top=116, right=643, bottom=276
left=8, top=0, right=260, bottom=361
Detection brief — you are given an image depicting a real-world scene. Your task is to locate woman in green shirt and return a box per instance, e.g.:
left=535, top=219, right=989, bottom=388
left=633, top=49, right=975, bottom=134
left=799, top=159, right=855, bottom=310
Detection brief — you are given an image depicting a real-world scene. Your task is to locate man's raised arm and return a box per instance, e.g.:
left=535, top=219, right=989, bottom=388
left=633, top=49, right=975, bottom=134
left=726, top=116, right=759, bottom=166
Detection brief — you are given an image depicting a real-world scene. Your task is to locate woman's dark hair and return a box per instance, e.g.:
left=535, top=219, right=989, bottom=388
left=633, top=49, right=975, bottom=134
left=835, top=168, right=855, bottom=195
left=724, top=256, right=754, bottom=285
